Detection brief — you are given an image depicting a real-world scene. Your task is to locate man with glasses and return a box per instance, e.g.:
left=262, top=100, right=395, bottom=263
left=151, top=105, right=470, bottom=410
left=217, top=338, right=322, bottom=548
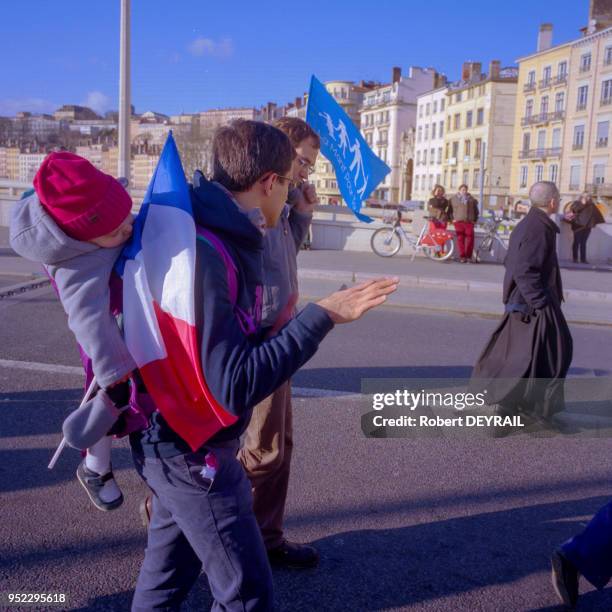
left=238, top=117, right=321, bottom=568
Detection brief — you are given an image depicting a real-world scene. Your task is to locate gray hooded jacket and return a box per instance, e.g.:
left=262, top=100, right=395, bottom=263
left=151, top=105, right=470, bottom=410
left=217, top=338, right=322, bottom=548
left=9, top=193, right=136, bottom=388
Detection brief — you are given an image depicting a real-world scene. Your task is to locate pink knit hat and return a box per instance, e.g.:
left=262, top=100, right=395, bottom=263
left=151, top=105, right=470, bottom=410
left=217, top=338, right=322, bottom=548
left=33, top=152, right=132, bottom=241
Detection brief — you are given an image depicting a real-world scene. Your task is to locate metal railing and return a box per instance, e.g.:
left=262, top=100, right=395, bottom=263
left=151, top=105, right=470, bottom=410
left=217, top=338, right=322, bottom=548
left=523, top=82, right=536, bottom=93
left=518, top=147, right=562, bottom=160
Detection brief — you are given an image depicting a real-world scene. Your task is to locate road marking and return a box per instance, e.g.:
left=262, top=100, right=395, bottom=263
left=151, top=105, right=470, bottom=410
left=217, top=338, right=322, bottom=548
left=0, top=359, right=82, bottom=376
left=0, top=359, right=360, bottom=398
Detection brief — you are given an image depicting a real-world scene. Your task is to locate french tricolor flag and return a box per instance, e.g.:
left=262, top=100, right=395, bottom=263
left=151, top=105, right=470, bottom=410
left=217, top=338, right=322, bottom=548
left=116, top=132, right=238, bottom=450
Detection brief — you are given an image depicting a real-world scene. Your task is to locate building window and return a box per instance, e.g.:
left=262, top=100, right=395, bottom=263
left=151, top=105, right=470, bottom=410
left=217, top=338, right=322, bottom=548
left=416, top=151, right=421, bottom=165
left=552, top=128, right=561, bottom=149
left=450, top=170, right=457, bottom=188
left=440, top=98, right=445, bottom=111
left=526, top=99, right=534, bottom=117
left=419, top=105, right=423, bottom=118
left=594, top=164, right=606, bottom=185
left=540, top=96, right=549, bottom=115
left=601, top=79, right=612, bottom=106
left=456, top=92, right=462, bottom=103
left=475, top=138, right=482, bottom=159
left=430, top=148, right=435, bottom=163
left=436, top=173, right=441, bottom=185
left=466, top=110, right=473, bottom=128
left=535, top=165, right=544, bottom=182
left=445, top=143, right=450, bottom=159
left=454, top=113, right=461, bottom=129
left=426, top=103, right=431, bottom=115
left=528, top=70, right=536, bottom=85
left=443, top=169, right=448, bottom=185
left=437, top=148, right=442, bottom=163
left=597, top=120, right=609, bottom=147
left=580, top=53, right=592, bottom=73
left=605, top=46, right=612, bottom=66
left=447, top=116, right=452, bottom=131
left=537, top=130, right=546, bottom=152
left=432, top=122, right=436, bottom=139
left=473, top=169, right=480, bottom=189
left=522, top=132, right=531, bottom=152
left=520, top=165, right=528, bottom=188
left=555, top=92, right=565, bottom=112
left=558, top=61, right=568, bottom=78
left=439, top=120, right=444, bottom=137
left=476, top=108, right=484, bottom=125
left=543, top=66, right=552, bottom=85
left=577, top=85, right=589, bottom=110
left=468, top=88, right=475, bottom=100
left=433, top=100, right=438, bottom=113
left=428, top=174, right=434, bottom=190
left=464, top=140, right=471, bottom=157
left=462, top=170, right=469, bottom=185
left=569, top=165, right=581, bottom=190
left=452, top=141, right=459, bottom=158
left=549, top=164, right=558, bottom=184
left=423, top=150, right=428, bottom=164
left=417, top=126, right=422, bottom=142
left=573, top=124, right=585, bottom=150
left=414, top=175, right=420, bottom=191
left=424, top=124, right=429, bottom=140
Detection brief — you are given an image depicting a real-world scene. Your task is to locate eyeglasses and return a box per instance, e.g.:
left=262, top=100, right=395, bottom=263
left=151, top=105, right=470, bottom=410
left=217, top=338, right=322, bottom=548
left=297, top=156, right=316, bottom=175
left=275, top=174, right=295, bottom=188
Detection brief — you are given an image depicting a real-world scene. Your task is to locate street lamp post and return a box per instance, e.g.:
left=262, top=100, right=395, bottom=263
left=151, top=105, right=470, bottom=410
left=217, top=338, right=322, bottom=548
left=117, top=0, right=131, bottom=181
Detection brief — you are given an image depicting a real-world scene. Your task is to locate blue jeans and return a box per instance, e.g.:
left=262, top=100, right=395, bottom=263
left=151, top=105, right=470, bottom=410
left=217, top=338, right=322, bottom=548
left=131, top=441, right=273, bottom=611
left=561, top=500, right=612, bottom=590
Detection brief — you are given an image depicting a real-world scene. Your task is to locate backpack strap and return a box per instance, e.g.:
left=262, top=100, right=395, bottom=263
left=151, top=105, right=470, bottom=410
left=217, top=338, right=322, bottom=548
left=196, top=227, right=261, bottom=336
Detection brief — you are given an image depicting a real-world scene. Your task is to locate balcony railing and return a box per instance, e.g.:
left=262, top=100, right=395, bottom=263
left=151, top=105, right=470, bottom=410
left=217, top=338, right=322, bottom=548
left=553, top=74, right=568, bottom=85
left=518, top=147, right=562, bottom=160
left=521, top=112, right=550, bottom=126
left=550, top=110, right=565, bottom=122
left=579, top=64, right=591, bottom=73
left=539, top=78, right=552, bottom=89
left=572, top=142, right=584, bottom=151
left=596, top=138, right=609, bottom=148
left=576, top=103, right=588, bottom=111
left=569, top=184, right=581, bottom=190
left=587, top=182, right=612, bottom=196
left=601, top=97, right=612, bottom=107
left=376, top=140, right=388, bottom=146
left=523, top=82, right=536, bottom=93
left=605, top=57, right=612, bottom=66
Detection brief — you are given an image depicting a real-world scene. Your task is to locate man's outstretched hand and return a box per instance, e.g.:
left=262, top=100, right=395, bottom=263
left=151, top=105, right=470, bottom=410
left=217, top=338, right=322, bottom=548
left=316, top=277, right=399, bottom=324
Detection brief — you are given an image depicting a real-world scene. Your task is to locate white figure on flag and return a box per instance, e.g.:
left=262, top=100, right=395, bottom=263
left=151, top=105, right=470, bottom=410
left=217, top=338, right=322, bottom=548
left=319, top=112, right=336, bottom=140
left=348, top=139, right=366, bottom=188
left=335, top=120, right=350, bottom=157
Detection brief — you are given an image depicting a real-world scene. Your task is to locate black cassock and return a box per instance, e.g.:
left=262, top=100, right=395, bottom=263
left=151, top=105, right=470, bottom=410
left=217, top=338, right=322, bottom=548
left=471, top=207, right=573, bottom=418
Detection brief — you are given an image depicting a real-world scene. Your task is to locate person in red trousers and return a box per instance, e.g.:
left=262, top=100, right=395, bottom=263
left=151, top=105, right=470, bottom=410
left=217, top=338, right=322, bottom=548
left=450, top=184, right=479, bottom=263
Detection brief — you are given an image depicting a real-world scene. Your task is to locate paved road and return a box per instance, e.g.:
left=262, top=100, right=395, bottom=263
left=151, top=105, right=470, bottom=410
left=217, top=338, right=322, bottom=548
left=1, top=286, right=612, bottom=611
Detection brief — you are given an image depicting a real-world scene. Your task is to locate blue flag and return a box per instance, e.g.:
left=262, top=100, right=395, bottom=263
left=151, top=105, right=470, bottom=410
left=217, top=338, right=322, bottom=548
left=306, top=75, right=391, bottom=223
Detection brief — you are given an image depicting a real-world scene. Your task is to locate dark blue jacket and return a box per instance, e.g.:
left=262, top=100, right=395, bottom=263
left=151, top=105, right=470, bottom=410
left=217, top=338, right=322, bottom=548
left=132, top=173, right=334, bottom=456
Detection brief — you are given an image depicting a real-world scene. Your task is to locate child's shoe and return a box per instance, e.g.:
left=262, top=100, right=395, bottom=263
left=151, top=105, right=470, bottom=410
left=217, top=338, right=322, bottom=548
left=77, top=460, right=124, bottom=511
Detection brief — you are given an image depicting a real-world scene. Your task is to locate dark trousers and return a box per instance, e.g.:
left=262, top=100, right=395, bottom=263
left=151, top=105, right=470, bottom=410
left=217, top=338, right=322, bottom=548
left=561, top=500, right=612, bottom=590
left=131, top=442, right=273, bottom=612
left=572, top=228, right=591, bottom=262
left=454, top=221, right=475, bottom=259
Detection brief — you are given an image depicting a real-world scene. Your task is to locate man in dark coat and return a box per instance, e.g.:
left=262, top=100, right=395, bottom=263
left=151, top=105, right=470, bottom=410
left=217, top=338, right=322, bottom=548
left=471, top=181, right=573, bottom=420
left=567, top=192, right=605, bottom=264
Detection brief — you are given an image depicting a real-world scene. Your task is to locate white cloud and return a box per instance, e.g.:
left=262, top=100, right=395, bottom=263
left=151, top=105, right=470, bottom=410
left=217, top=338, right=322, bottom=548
left=0, top=97, right=57, bottom=116
left=188, top=37, right=233, bottom=58
left=82, top=91, right=111, bottom=115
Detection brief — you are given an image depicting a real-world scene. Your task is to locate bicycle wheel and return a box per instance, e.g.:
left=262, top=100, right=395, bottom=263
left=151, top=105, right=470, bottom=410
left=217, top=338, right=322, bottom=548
left=424, top=236, right=454, bottom=261
left=371, top=227, right=402, bottom=257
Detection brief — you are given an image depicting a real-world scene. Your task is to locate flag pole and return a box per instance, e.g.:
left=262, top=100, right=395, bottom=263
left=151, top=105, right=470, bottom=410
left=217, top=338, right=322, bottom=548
left=47, top=377, right=98, bottom=470
left=117, top=0, right=131, bottom=181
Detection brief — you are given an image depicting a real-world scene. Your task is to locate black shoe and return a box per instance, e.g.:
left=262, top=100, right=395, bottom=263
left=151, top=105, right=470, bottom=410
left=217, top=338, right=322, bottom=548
left=140, top=494, right=153, bottom=528
left=267, top=540, right=319, bottom=569
left=76, top=461, right=124, bottom=512
left=551, top=549, right=579, bottom=608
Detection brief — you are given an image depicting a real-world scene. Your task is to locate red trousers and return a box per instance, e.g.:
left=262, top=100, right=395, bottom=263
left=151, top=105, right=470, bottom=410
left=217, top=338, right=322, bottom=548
left=454, top=221, right=475, bottom=259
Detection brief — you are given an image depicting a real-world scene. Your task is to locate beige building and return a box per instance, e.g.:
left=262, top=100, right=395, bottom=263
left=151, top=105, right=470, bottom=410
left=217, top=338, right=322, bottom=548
left=443, top=61, right=518, bottom=209
left=511, top=2, right=612, bottom=206
left=199, top=107, right=259, bottom=129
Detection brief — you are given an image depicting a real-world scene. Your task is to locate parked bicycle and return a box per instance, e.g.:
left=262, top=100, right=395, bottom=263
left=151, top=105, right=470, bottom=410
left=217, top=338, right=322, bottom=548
left=370, top=205, right=455, bottom=261
left=474, top=212, right=511, bottom=262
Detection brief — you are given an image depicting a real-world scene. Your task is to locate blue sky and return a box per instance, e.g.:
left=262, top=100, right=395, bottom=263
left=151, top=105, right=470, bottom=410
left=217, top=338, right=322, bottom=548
left=0, top=0, right=588, bottom=117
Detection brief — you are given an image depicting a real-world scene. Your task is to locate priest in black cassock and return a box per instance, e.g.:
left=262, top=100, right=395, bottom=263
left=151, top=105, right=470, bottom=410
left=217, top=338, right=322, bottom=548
left=471, top=181, right=573, bottom=420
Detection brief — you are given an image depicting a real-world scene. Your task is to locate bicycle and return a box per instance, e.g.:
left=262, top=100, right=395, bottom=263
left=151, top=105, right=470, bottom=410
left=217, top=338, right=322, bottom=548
left=475, top=213, right=511, bottom=262
left=370, top=206, right=455, bottom=261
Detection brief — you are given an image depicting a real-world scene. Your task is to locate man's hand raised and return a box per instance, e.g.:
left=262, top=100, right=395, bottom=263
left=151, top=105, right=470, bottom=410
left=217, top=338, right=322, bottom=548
left=316, top=277, right=399, bottom=324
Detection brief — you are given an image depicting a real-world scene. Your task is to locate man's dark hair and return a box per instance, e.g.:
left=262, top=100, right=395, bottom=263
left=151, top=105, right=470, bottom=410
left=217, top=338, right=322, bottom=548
left=273, top=117, right=321, bottom=149
left=212, top=120, right=295, bottom=192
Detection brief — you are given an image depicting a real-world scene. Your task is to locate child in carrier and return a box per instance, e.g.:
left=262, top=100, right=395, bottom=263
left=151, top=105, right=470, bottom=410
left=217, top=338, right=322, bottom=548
left=10, top=151, right=138, bottom=511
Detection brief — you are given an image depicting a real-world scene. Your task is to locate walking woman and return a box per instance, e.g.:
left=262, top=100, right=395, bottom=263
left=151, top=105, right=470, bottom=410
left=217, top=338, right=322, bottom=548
left=427, top=184, right=452, bottom=228
left=567, top=192, right=605, bottom=264
left=450, top=184, right=479, bottom=263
